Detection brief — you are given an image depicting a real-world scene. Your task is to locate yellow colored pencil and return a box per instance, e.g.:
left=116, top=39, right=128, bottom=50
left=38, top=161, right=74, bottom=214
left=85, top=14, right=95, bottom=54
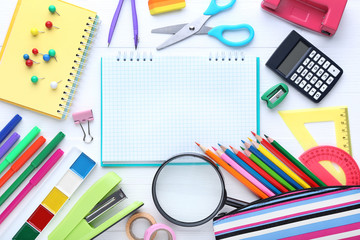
left=249, top=138, right=310, bottom=188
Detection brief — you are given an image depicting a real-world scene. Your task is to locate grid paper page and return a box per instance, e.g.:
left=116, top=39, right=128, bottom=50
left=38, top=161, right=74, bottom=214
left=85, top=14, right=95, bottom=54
left=101, top=55, right=258, bottom=165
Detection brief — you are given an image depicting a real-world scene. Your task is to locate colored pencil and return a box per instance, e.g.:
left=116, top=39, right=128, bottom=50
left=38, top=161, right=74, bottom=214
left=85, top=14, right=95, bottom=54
left=0, top=136, right=46, bottom=188
left=0, top=149, right=64, bottom=224
left=251, top=132, right=319, bottom=188
left=232, top=146, right=288, bottom=193
left=214, top=147, right=274, bottom=197
left=265, top=134, right=326, bottom=187
left=219, top=144, right=280, bottom=195
left=196, top=143, right=268, bottom=199
left=243, top=140, right=302, bottom=190
left=249, top=138, right=310, bottom=189
left=241, top=147, right=295, bottom=191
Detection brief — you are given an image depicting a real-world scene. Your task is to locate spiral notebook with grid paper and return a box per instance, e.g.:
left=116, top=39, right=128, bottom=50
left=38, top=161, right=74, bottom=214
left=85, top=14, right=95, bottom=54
left=0, top=0, right=98, bottom=119
left=101, top=53, right=260, bottom=166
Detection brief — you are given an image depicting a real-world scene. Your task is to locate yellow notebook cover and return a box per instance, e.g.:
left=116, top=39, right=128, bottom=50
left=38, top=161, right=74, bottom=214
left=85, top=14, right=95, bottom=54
left=0, top=0, right=98, bottom=119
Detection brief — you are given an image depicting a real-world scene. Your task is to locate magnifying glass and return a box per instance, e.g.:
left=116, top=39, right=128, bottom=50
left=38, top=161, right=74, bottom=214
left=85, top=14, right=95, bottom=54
left=152, top=153, right=249, bottom=227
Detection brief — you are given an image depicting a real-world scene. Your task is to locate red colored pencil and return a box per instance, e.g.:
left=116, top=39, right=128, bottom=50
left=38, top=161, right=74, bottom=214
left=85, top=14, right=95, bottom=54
left=251, top=131, right=319, bottom=188
left=230, top=146, right=288, bottom=193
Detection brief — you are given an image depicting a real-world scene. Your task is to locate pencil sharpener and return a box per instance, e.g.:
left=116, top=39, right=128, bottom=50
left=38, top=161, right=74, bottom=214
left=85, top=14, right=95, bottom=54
left=261, top=83, right=289, bottom=109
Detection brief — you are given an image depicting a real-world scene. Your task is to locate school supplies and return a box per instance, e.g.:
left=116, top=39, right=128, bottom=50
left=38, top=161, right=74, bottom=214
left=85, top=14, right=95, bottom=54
left=72, top=109, right=94, bottom=143
left=261, top=0, right=347, bottom=36
left=144, top=224, right=176, bottom=240
left=0, top=114, right=22, bottom=144
left=252, top=132, right=319, bottom=188
left=264, top=134, right=327, bottom=187
left=49, top=172, right=144, bottom=240
left=108, top=0, right=138, bottom=48
left=13, top=149, right=96, bottom=240
left=153, top=0, right=254, bottom=50
left=299, top=146, right=360, bottom=186
left=126, top=212, right=157, bottom=240
left=266, top=31, right=343, bottom=103
left=101, top=54, right=259, bottom=166
left=0, top=149, right=64, bottom=224
left=213, top=186, right=360, bottom=240
left=214, top=147, right=274, bottom=197
left=0, top=126, right=40, bottom=174
left=149, top=0, right=186, bottom=15
left=279, top=106, right=352, bottom=155
left=196, top=143, right=268, bottom=199
left=0, top=132, right=65, bottom=206
left=0, top=132, right=20, bottom=160
left=0, top=0, right=99, bottom=119
left=0, top=136, right=46, bottom=188
left=261, top=83, right=288, bottom=109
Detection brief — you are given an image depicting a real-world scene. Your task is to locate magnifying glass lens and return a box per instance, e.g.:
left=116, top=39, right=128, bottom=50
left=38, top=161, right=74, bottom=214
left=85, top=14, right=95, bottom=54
left=154, top=155, right=224, bottom=223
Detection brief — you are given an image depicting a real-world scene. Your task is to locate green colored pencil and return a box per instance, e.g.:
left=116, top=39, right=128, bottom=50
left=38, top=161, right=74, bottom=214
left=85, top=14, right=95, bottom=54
left=241, top=147, right=295, bottom=191
left=264, top=135, right=326, bottom=187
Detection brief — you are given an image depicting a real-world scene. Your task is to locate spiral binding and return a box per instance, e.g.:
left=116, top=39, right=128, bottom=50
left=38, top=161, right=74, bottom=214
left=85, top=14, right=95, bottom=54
left=57, top=15, right=100, bottom=118
left=209, top=52, right=246, bottom=61
left=116, top=51, right=153, bottom=62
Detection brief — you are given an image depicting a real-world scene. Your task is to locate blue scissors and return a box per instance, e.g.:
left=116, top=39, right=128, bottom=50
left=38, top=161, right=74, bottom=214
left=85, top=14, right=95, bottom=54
left=152, top=0, right=254, bottom=50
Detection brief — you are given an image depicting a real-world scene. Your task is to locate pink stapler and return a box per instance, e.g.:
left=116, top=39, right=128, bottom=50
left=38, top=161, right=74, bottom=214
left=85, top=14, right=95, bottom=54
left=261, top=0, right=347, bottom=36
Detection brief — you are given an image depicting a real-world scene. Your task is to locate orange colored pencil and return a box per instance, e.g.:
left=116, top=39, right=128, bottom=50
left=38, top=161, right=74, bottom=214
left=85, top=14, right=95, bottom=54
left=0, top=136, right=46, bottom=188
left=196, top=142, right=268, bottom=199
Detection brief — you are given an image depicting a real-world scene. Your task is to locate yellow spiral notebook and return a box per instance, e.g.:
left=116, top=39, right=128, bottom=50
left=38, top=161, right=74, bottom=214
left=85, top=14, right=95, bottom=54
left=0, top=0, right=99, bottom=119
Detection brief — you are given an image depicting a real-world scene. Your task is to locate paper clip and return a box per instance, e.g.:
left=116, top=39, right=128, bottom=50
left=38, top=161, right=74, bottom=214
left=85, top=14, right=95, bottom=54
left=72, top=109, right=94, bottom=143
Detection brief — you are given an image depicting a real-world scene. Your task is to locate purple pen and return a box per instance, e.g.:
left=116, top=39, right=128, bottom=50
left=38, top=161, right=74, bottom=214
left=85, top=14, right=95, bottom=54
left=0, top=132, right=20, bottom=160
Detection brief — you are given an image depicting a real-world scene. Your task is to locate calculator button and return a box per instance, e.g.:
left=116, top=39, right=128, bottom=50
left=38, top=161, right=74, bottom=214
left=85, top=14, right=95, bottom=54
left=312, top=65, right=320, bottom=73
left=316, top=69, right=325, bottom=77
left=305, top=72, right=313, bottom=80
left=301, top=69, right=308, bottom=77
left=310, top=76, right=318, bottom=84
left=309, top=88, right=316, bottom=96
left=299, top=80, right=307, bottom=88
left=314, top=92, right=322, bottom=100
left=326, top=77, right=334, bottom=85
left=328, top=65, right=341, bottom=77
left=295, top=77, right=302, bottom=84
left=297, top=66, right=304, bottom=73
left=315, top=80, right=323, bottom=88
left=304, top=84, right=312, bottom=92
left=323, top=61, right=331, bottom=69
left=303, top=58, right=310, bottom=66
left=309, top=50, right=317, bottom=58
left=318, top=57, right=326, bottom=65
left=320, top=85, right=328, bottom=92
left=321, top=72, right=329, bottom=81
left=291, top=73, right=298, bottom=81
left=307, top=61, right=315, bottom=69
left=314, top=54, right=321, bottom=61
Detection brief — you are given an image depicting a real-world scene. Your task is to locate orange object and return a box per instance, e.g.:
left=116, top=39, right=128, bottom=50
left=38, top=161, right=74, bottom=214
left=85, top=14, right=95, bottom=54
left=196, top=142, right=268, bottom=199
left=0, top=136, right=45, bottom=188
left=148, top=0, right=185, bottom=15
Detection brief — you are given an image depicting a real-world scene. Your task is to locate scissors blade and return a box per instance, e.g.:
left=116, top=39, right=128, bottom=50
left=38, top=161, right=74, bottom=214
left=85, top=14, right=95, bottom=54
left=156, top=15, right=211, bottom=50
left=152, top=24, right=212, bottom=35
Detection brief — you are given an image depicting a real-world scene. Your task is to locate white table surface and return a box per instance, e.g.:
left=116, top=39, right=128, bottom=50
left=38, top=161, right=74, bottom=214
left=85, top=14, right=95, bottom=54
left=0, top=0, right=360, bottom=239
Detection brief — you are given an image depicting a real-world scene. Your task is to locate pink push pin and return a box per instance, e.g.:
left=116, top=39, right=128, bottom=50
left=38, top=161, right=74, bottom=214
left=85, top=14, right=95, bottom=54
left=72, top=109, right=94, bottom=143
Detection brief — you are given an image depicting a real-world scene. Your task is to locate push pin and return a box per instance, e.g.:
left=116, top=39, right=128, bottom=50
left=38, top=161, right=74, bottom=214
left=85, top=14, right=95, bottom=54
left=49, top=5, right=60, bottom=16
left=50, top=80, right=62, bottom=89
left=31, top=76, right=45, bottom=83
left=23, top=54, right=39, bottom=67
left=30, top=28, right=45, bottom=36
left=72, top=109, right=94, bottom=143
left=45, top=21, right=60, bottom=30
left=48, top=49, right=57, bottom=61
left=32, top=48, right=44, bottom=55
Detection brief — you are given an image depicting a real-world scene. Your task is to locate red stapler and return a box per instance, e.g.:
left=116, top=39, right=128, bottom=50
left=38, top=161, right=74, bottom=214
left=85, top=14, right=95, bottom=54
left=261, top=0, right=347, bottom=36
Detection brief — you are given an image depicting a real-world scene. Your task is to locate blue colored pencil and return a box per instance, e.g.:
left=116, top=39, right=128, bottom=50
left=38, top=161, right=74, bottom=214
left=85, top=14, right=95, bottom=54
left=242, top=141, right=302, bottom=190
left=219, top=144, right=281, bottom=195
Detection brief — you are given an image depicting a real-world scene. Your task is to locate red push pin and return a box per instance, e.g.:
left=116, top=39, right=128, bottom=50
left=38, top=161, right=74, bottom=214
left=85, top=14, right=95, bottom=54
left=45, top=21, right=60, bottom=30
left=32, top=48, right=44, bottom=55
left=26, top=59, right=33, bottom=67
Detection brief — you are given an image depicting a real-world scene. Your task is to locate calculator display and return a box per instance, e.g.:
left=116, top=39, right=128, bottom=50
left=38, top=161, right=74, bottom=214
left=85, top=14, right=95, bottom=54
left=277, top=41, right=309, bottom=76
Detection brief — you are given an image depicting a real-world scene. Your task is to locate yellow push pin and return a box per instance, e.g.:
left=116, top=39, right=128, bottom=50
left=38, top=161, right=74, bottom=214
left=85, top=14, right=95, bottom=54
left=30, top=28, right=45, bottom=36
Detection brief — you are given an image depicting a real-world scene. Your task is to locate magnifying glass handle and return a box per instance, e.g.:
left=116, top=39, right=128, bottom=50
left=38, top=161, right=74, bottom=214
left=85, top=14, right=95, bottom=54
left=226, top=197, right=249, bottom=208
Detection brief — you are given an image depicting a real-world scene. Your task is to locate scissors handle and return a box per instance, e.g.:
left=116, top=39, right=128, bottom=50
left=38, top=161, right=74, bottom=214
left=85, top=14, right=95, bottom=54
left=207, top=24, right=254, bottom=47
left=204, top=0, right=236, bottom=15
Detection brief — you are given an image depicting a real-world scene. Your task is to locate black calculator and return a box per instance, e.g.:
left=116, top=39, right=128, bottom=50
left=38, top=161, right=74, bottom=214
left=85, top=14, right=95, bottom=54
left=266, top=31, right=343, bottom=103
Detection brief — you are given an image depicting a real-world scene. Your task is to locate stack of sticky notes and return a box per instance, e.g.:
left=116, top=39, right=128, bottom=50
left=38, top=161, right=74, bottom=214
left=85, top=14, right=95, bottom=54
left=148, top=0, right=186, bottom=15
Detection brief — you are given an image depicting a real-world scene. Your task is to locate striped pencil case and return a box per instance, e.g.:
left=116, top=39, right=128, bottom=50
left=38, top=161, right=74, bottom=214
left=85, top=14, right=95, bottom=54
left=213, top=186, right=360, bottom=240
